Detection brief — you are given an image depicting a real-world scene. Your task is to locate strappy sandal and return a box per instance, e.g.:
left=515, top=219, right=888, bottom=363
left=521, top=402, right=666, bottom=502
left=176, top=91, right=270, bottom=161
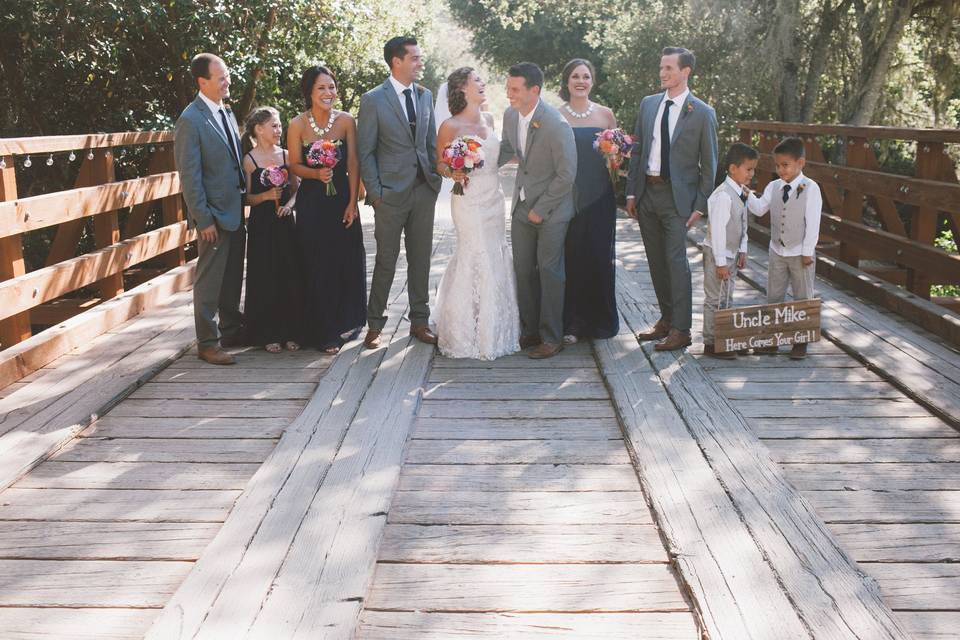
left=322, top=345, right=340, bottom=355
left=265, top=343, right=282, bottom=353
left=285, top=341, right=301, bottom=351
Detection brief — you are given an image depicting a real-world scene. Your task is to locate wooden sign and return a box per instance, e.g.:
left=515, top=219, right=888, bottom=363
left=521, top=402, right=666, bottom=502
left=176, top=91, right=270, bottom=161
left=714, top=298, right=821, bottom=353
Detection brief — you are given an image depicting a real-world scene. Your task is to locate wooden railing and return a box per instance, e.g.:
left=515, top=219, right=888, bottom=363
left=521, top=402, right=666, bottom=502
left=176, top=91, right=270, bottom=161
left=0, top=131, right=193, bottom=373
left=738, top=122, right=960, bottom=311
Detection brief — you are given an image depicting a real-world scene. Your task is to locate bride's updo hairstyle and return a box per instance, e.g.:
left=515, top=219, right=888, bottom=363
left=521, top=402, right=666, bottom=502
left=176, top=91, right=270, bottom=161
left=446, top=66, right=474, bottom=116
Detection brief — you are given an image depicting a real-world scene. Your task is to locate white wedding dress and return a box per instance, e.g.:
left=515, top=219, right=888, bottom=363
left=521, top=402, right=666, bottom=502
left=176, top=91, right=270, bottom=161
left=434, top=129, right=520, bottom=360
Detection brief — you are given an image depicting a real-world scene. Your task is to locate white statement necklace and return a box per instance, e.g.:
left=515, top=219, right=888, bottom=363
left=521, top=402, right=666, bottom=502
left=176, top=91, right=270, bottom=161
left=564, top=102, right=595, bottom=119
left=308, top=110, right=338, bottom=137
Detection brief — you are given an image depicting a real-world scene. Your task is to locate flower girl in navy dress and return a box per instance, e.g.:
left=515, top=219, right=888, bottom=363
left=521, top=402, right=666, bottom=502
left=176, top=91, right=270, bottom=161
left=241, top=106, right=303, bottom=353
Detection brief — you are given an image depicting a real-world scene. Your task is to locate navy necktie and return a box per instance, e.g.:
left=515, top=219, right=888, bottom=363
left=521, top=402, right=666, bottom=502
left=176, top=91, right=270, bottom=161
left=403, top=88, right=417, bottom=135
left=219, top=108, right=244, bottom=191
left=782, top=184, right=792, bottom=203
left=660, top=99, right=673, bottom=179
left=739, top=190, right=748, bottom=204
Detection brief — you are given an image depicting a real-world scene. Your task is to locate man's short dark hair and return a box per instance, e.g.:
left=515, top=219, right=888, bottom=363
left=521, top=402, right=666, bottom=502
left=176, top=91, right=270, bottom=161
left=774, top=137, right=805, bottom=160
left=661, top=47, right=696, bottom=73
left=384, top=36, right=418, bottom=68
left=190, top=53, right=221, bottom=87
left=725, top=142, right=759, bottom=168
left=508, top=62, right=544, bottom=90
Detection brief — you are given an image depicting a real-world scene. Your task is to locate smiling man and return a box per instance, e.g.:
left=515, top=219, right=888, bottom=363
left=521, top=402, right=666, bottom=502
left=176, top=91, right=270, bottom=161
left=625, top=47, right=718, bottom=352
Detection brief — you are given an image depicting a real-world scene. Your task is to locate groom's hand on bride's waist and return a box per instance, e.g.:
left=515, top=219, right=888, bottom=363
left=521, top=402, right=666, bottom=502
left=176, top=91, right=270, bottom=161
left=527, top=211, right=543, bottom=225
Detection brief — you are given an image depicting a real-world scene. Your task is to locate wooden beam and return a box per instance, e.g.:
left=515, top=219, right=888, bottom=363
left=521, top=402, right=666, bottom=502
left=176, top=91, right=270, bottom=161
left=738, top=121, right=960, bottom=144
left=0, top=131, right=173, bottom=156
left=0, top=155, right=31, bottom=349
left=0, top=172, right=181, bottom=238
left=0, top=221, right=194, bottom=322
left=90, top=151, right=124, bottom=299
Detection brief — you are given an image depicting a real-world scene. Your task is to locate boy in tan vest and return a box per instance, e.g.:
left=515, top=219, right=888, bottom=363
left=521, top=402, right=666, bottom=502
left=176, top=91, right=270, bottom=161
left=746, top=137, right=823, bottom=359
left=702, top=143, right=758, bottom=359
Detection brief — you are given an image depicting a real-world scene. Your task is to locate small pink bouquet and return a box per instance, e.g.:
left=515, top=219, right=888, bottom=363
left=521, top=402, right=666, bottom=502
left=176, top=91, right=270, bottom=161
left=260, top=165, right=289, bottom=211
left=306, top=139, right=342, bottom=196
left=441, top=135, right=485, bottom=195
left=593, top=128, right=634, bottom=186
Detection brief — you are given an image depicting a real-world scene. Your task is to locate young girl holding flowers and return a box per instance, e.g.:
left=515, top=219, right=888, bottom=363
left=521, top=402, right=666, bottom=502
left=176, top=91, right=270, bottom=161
left=241, top=106, right=303, bottom=353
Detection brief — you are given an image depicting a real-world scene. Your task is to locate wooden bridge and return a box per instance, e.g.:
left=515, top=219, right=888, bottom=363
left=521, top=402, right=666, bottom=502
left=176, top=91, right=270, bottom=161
left=0, top=125, right=958, bottom=639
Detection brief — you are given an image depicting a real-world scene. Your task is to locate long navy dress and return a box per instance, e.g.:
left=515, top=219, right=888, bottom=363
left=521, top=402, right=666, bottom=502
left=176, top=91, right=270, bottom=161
left=243, top=151, right=303, bottom=346
left=563, top=126, right=619, bottom=339
left=296, top=141, right=367, bottom=350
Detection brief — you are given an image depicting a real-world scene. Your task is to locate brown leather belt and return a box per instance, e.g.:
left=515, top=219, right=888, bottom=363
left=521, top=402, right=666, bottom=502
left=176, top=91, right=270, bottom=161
left=645, top=174, right=669, bottom=185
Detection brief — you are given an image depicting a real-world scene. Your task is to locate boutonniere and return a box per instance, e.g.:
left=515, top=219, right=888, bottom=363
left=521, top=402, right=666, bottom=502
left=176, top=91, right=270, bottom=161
left=686, top=103, right=694, bottom=114
left=796, top=181, right=807, bottom=198
left=531, top=120, right=541, bottom=129
left=415, top=85, right=425, bottom=97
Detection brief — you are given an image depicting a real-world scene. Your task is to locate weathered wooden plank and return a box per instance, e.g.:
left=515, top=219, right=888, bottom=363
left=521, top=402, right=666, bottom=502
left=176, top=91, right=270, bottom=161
left=404, top=439, right=631, bottom=465
left=0, top=521, right=220, bottom=560
left=153, top=367, right=325, bottom=383
left=428, top=367, right=602, bottom=383
left=750, top=417, right=959, bottom=440
left=357, top=611, right=701, bottom=639
left=379, top=524, right=668, bottom=563
left=866, top=562, right=960, bottom=610
left=129, top=381, right=315, bottom=400
left=53, top=437, right=276, bottom=463
left=84, top=416, right=289, bottom=439
left=700, top=353, right=861, bottom=369
left=418, top=399, right=616, bottom=419
left=735, top=398, right=933, bottom=418
left=0, top=559, right=192, bottom=606
left=765, top=438, right=960, bottom=463
left=108, top=398, right=305, bottom=418
left=424, top=382, right=609, bottom=400
left=412, top=417, right=622, bottom=440
left=719, top=381, right=904, bottom=400
left=17, top=461, right=257, bottom=490
left=782, top=463, right=960, bottom=491
left=830, top=523, right=960, bottom=562
left=706, top=367, right=883, bottom=383
left=166, top=352, right=331, bottom=369
left=0, top=488, right=239, bottom=522
left=431, top=354, right=596, bottom=369
left=0, top=608, right=157, bottom=640
left=389, top=491, right=653, bottom=525
left=397, top=464, right=640, bottom=492
left=805, top=490, right=960, bottom=524
left=897, top=611, right=960, bottom=640
left=364, top=564, right=689, bottom=612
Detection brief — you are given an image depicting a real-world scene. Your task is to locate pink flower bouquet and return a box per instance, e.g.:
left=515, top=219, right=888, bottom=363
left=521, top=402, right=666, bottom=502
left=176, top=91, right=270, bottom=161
left=441, top=135, right=485, bottom=196
left=593, top=128, right=634, bottom=186
left=306, top=139, right=342, bottom=196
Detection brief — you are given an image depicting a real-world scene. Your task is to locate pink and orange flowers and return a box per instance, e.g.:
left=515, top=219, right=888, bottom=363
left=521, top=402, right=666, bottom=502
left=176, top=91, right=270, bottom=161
left=259, top=165, right=290, bottom=211
left=306, top=139, right=342, bottom=196
left=441, top=135, right=485, bottom=196
left=593, top=128, right=634, bottom=186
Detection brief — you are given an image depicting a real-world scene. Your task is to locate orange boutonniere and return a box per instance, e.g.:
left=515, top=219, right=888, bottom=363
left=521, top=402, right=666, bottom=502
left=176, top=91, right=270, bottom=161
left=686, top=103, right=694, bottom=114
left=531, top=120, right=541, bottom=129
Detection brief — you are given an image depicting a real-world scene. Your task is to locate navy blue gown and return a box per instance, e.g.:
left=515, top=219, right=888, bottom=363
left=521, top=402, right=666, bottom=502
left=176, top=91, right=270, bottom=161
left=563, top=127, right=619, bottom=339
left=296, top=141, right=367, bottom=350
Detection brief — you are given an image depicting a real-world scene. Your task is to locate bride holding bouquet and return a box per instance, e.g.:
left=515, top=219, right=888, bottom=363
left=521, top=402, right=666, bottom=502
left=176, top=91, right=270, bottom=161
left=434, top=67, right=520, bottom=360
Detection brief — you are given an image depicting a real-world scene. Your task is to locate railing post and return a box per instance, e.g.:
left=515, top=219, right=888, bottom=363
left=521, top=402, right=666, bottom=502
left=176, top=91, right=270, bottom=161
left=158, top=144, right=186, bottom=267
left=91, top=150, right=125, bottom=299
left=838, top=136, right=866, bottom=267
left=0, top=155, right=32, bottom=348
left=909, top=142, right=945, bottom=298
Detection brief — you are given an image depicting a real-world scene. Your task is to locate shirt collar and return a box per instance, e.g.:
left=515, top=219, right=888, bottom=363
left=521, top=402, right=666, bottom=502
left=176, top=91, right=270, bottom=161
left=663, top=88, right=689, bottom=108
left=724, top=176, right=743, bottom=192
left=198, top=92, right=225, bottom=115
left=389, top=75, right=414, bottom=96
left=785, top=172, right=806, bottom=189
left=519, top=99, right=541, bottom=122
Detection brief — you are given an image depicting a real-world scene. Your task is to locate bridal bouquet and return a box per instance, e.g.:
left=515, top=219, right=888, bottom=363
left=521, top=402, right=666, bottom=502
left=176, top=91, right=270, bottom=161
left=306, top=139, right=342, bottom=196
left=259, top=165, right=289, bottom=211
left=441, top=135, right=485, bottom=196
left=594, top=128, right=634, bottom=186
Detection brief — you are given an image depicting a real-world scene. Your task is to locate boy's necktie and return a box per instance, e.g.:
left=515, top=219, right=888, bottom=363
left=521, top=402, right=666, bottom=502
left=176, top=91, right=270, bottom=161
left=782, top=184, right=792, bottom=203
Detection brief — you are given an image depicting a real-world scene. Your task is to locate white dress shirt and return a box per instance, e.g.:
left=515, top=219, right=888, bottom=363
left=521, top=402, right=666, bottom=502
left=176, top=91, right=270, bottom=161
left=517, top=99, right=540, bottom=201
left=389, top=75, right=416, bottom=119
left=746, top=172, right=823, bottom=257
left=703, top=177, right=749, bottom=266
left=646, top=87, right=689, bottom=175
left=198, top=92, right=242, bottom=169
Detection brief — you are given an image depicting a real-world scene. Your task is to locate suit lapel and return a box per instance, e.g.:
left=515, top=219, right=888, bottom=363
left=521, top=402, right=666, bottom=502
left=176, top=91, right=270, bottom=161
left=670, top=93, right=694, bottom=144
left=383, top=79, right=415, bottom=143
left=522, top=101, right=544, bottom=159
left=195, top=97, right=233, bottom=154
left=415, top=84, right=429, bottom=140
left=643, top=96, right=659, bottom=152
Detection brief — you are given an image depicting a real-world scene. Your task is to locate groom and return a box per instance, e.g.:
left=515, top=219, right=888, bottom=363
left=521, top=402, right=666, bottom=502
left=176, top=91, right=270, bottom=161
left=358, top=36, right=442, bottom=349
left=498, top=63, right=577, bottom=359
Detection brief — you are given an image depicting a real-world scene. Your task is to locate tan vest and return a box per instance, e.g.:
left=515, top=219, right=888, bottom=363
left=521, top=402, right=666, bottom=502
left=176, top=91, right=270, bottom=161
left=770, top=179, right=810, bottom=249
left=706, top=182, right=747, bottom=254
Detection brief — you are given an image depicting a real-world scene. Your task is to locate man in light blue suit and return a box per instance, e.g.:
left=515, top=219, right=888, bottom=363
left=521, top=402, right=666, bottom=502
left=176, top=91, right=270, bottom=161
left=174, top=53, right=246, bottom=365
left=626, top=47, right=718, bottom=352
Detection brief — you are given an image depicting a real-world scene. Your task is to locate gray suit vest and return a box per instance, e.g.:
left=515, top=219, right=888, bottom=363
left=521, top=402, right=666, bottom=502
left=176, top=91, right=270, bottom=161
left=770, top=180, right=810, bottom=249
left=707, top=182, right=747, bottom=254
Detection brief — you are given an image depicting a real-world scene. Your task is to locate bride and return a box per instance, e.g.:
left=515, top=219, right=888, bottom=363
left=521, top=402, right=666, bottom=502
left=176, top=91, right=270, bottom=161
left=433, top=67, right=520, bottom=360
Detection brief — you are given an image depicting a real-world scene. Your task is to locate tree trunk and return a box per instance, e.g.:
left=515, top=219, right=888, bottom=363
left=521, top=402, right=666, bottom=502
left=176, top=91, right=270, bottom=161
left=775, top=0, right=803, bottom=121
left=235, top=6, right=278, bottom=123
left=800, top=0, right=852, bottom=122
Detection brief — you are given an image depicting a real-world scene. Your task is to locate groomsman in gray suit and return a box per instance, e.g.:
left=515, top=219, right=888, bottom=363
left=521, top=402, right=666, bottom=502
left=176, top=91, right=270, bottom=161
left=498, top=63, right=577, bottom=359
left=174, top=53, right=247, bottom=365
left=626, top=47, right=718, bottom=351
left=358, top=36, right=442, bottom=349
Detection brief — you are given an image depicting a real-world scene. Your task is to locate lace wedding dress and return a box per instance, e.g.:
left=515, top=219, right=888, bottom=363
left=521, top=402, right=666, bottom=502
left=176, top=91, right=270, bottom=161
left=434, top=130, right=520, bottom=360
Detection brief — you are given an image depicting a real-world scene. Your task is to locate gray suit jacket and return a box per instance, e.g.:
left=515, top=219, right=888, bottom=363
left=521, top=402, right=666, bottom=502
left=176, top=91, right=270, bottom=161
left=357, top=79, right=441, bottom=206
left=173, top=96, right=244, bottom=231
left=626, top=92, right=718, bottom=218
left=497, top=101, right=577, bottom=223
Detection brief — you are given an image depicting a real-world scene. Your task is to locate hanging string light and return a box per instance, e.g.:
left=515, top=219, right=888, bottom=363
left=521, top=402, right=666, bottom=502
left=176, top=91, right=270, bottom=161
left=46, top=154, right=54, bottom=166
left=87, top=150, right=95, bottom=160
left=23, top=155, right=32, bottom=168
left=69, top=151, right=76, bottom=162
left=0, top=158, right=6, bottom=170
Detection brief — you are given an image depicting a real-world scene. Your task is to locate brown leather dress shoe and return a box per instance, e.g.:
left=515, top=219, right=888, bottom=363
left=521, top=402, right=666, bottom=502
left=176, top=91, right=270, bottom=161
left=527, top=342, right=562, bottom=359
left=654, top=329, right=692, bottom=351
left=636, top=319, right=670, bottom=341
left=703, top=344, right=736, bottom=360
left=790, top=343, right=808, bottom=360
left=198, top=346, right=236, bottom=365
left=519, top=334, right=542, bottom=350
left=410, top=325, right=438, bottom=345
left=364, top=329, right=382, bottom=349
